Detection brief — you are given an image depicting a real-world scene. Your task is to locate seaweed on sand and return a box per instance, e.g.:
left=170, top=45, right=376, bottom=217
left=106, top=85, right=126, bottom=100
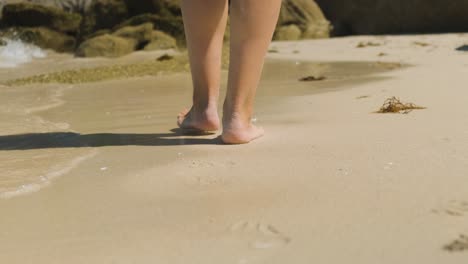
left=443, top=234, right=468, bottom=252
left=4, top=57, right=190, bottom=86
left=156, top=54, right=174, bottom=61
left=376, top=97, right=426, bottom=114
left=374, top=62, right=403, bottom=70
left=356, top=41, right=381, bottom=48
left=299, top=75, right=326, bottom=82
left=456, top=45, right=468, bottom=52
left=5, top=45, right=231, bottom=86
left=356, top=95, right=370, bottom=99
left=413, top=41, right=430, bottom=47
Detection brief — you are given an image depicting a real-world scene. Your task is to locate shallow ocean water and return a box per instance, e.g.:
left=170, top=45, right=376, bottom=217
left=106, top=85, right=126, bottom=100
left=0, top=50, right=392, bottom=198
left=0, top=38, right=46, bottom=68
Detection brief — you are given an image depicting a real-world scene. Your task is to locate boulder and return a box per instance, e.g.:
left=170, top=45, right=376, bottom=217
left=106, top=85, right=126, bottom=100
left=1, top=3, right=82, bottom=34
left=143, top=30, right=177, bottom=51
left=276, top=0, right=331, bottom=39
left=0, top=27, right=76, bottom=52
left=274, top=25, right=302, bottom=40
left=81, top=0, right=128, bottom=37
left=113, top=13, right=160, bottom=30
left=84, top=29, right=112, bottom=40
left=154, top=15, right=185, bottom=44
left=113, top=13, right=185, bottom=44
left=315, top=0, right=468, bottom=35
left=113, top=22, right=153, bottom=47
left=76, top=34, right=137, bottom=57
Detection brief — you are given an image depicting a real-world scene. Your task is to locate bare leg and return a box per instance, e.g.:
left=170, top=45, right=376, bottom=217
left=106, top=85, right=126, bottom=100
left=178, top=0, right=229, bottom=131
left=222, top=0, right=282, bottom=144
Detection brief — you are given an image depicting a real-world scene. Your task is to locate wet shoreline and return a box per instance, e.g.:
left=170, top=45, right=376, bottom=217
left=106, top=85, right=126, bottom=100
left=0, top=56, right=397, bottom=199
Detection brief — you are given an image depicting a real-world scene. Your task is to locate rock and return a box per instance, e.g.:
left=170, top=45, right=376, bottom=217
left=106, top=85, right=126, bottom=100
left=143, top=30, right=177, bottom=50
left=154, top=15, right=185, bottom=44
left=84, top=29, right=112, bottom=40
left=315, top=0, right=468, bottom=35
left=113, top=13, right=185, bottom=44
left=25, top=0, right=93, bottom=13
left=113, top=13, right=160, bottom=30
left=113, top=22, right=153, bottom=47
left=81, top=0, right=128, bottom=37
left=156, top=53, right=173, bottom=61
left=0, top=27, right=76, bottom=52
left=274, top=24, right=302, bottom=40
left=162, top=0, right=181, bottom=16
left=124, top=0, right=180, bottom=17
left=76, top=34, right=137, bottom=57
left=1, top=3, right=82, bottom=34
left=0, top=0, right=23, bottom=18
left=276, top=0, right=330, bottom=39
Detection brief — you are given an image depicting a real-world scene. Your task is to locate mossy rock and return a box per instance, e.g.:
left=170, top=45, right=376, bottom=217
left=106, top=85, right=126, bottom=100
left=113, top=13, right=185, bottom=45
left=113, top=13, right=160, bottom=30
left=84, top=29, right=112, bottom=40
left=143, top=30, right=177, bottom=51
left=316, top=0, right=468, bottom=35
left=154, top=15, right=185, bottom=45
left=277, top=0, right=330, bottom=39
left=113, top=22, right=153, bottom=48
left=1, top=3, right=82, bottom=34
left=80, top=0, right=128, bottom=37
left=274, top=24, right=302, bottom=40
left=76, top=34, right=137, bottom=57
left=302, top=20, right=331, bottom=39
left=0, top=27, right=76, bottom=52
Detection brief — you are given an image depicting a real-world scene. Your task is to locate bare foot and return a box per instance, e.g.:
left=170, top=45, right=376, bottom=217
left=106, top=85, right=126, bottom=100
left=177, top=107, right=220, bottom=132
left=221, top=114, right=264, bottom=144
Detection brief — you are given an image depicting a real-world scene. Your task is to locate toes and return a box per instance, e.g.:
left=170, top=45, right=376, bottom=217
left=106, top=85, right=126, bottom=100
left=178, top=108, right=189, bottom=118
left=177, top=108, right=190, bottom=127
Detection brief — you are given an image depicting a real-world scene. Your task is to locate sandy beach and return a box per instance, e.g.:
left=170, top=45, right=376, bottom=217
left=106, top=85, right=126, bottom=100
left=1, top=34, right=468, bottom=263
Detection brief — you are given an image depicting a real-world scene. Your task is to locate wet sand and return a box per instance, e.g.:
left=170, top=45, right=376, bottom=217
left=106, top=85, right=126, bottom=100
left=0, top=54, right=387, bottom=197
left=1, top=34, right=468, bottom=263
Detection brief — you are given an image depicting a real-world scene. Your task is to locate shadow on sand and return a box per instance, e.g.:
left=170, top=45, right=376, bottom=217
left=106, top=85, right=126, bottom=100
left=0, top=129, right=222, bottom=150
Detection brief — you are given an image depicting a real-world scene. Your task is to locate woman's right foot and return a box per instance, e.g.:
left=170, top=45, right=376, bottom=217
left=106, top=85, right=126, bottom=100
left=221, top=113, right=264, bottom=144
left=177, top=107, right=220, bottom=132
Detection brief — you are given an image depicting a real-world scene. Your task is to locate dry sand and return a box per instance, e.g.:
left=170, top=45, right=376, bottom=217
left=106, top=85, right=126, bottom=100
left=1, top=34, right=468, bottom=263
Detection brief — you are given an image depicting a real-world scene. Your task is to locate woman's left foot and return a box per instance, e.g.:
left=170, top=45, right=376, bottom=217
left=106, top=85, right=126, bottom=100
left=177, top=106, right=220, bottom=132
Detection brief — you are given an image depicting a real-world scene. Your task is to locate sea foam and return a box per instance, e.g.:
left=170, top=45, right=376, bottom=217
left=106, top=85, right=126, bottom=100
left=0, top=38, right=46, bottom=68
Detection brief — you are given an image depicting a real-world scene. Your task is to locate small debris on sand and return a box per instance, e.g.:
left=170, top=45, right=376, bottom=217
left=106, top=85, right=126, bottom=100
left=443, top=234, right=468, bottom=252
left=356, top=41, right=382, bottom=48
left=413, top=41, right=430, bottom=47
left=376, top=97, right=426, bottom=114
left=293, top=50, right=300, bottom=54
left=157, top=54, right=174, bottom=61
left=374, top=62, right=403, bottom=70
left=456, top=45, right=468, bottom=51
left=378, top=52, right=388, bottom=57
left=299, top=75, right=326, bottom=82
left=268, top=49, right=279, bottom=53
left=356, top=95, right=370, bottom=99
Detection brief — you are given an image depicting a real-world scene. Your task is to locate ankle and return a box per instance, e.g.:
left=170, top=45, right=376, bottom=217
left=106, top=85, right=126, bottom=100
left=192, top=101, right=218, bottom=114
left=223, top=102, right=252, bottom=122
left=222, top=111, right=251, bottom=129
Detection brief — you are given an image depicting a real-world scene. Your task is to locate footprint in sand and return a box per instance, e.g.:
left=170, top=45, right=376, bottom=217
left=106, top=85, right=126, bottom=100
left=432, top=200, right=468, bottom=217
left=229, top=221, right=291, bottom=250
